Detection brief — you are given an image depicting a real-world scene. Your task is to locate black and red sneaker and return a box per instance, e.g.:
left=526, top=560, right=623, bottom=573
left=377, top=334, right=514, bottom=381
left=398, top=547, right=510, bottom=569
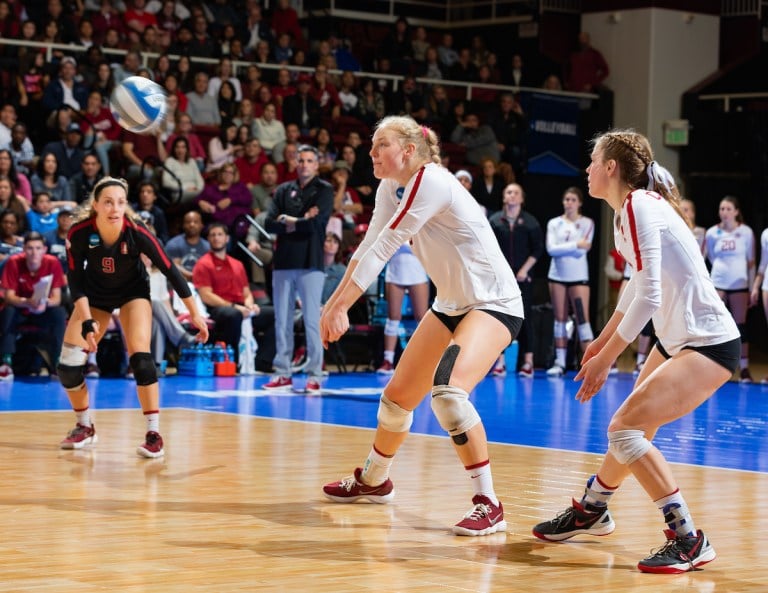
left=637, top=529, right=716, bottom=574
left=532, top=499, right=615, bottom=541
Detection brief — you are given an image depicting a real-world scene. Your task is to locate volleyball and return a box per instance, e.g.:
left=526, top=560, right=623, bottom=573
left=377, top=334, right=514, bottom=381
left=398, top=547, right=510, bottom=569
left=109, top=76, right=168, bottom=134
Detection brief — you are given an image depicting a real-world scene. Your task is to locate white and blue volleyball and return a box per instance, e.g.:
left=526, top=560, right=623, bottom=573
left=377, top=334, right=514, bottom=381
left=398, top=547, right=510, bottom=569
left=110, top=76, right=167, bottom=134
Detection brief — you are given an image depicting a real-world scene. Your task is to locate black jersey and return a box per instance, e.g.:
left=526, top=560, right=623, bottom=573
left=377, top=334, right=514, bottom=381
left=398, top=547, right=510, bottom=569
left=67, top=216, right=191, bottom=308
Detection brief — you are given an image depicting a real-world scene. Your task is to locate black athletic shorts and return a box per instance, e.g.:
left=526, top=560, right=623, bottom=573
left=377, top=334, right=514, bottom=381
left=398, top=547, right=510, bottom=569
left=431, top=308, right=523, bottom=347
left=655, top=337, right=741, bottom=374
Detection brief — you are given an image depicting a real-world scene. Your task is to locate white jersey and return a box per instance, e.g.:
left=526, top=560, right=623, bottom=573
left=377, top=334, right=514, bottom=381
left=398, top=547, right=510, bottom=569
left=757, top=228, right=768, bottom=291
left=705, top=223, right=754, bottom=290
left=614, top=190, right=739, bottom=354
left=546, top=215, right=594, bottom=282
left=351, top=163, right=523, bottom=318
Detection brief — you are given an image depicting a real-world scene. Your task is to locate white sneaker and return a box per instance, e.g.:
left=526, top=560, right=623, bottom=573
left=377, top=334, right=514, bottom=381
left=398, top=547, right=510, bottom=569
left=546, top=364, right=564, bottom=377
left=0, top=363, right=14, bottom=382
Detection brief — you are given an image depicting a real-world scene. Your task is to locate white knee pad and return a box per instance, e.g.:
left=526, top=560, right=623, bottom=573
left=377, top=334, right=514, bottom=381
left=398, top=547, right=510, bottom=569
left=384, top=318, right=400, bottom=337
left=608, top=429, right=652, bottom=465
left=377, top=394, right=413, bottom=433
left=554, top=320, right=568, bottom=339
left=578, top=322, right=594, bottom=342
left=431, top=385, right=481, bottom=441
left=60, top=343, right=88, bottom=366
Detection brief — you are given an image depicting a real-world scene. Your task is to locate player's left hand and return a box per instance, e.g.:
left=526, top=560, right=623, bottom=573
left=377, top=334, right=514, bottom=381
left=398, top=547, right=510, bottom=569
left=320, top=304, right=349, bottom=348
left=574, top=355, right=611, bottom=403
left=191, top=314, right=210, bottom=343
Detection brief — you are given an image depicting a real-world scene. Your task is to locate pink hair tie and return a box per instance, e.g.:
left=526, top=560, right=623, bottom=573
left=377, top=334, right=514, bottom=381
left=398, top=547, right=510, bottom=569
left=421, top=126, right=429, bottom=139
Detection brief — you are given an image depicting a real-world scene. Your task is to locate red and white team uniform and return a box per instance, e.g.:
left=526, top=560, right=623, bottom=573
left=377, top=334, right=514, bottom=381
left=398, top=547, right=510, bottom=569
left=350, top=163, right=523, bottom=318
left=546, top=214, right=595, bottom=282
left=704, top=223, right=755, bottom=290
left=614, top=190, right=739, bottom=353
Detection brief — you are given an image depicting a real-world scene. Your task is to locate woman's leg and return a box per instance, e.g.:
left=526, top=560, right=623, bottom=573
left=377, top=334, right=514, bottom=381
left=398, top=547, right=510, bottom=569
left=567, top=284, right=593, bottom=355
left=548, top=282, right=568, bottom=373
left=726, top=292, right=750, bottom=379
left=379, top=282, right=405, bottom=372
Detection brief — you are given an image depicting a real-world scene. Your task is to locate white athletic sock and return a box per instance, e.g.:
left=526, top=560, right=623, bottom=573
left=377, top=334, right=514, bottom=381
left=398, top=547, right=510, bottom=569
left=555, top=348, right=566, bottom=368
left=466, top=460, right=498, bottom=506
left=656, top=489, right=695, bottom=537
left=383, top=350, right=395, bottom=364
left=580, top=474, right=617, bottom=510
left=144, top=411, right=160, bottom=433
left=361, top=446, right=394, bottom=486
left=87, top=352, right=97, bottom=365
left=75, top=407, right=91, bottom=427
left=636, top=352, right=647, bottom=365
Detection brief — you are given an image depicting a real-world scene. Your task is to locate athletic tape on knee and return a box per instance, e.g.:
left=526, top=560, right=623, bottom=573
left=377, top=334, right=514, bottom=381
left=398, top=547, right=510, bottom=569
left=578, top=322, right=594, bottom=342
left=377, top=394, right=413, bottom=433
left=384, top=318, right=401, bottom=337
left=129, top=352, right=158, bottom=386
left=59, top=343, right=88, bottom=367
left=554, top=320, right=568, bottom=340
left=608, top=429, right=652, bottom=465
left=431, top=385, right=481, bottom=440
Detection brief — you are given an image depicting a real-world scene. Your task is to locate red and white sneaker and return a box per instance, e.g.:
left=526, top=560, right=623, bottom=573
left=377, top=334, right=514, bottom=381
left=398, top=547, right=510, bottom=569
left=137, top=431, right=164, bottom=458
left=60, top=423, right=97, bottom=449
left=518, top=362, right=534, bottom=378
left=322, top=467, right=395, bottom=503
left=0, top=363, right=14, bottom=382
left=490, top=361, right=506, bottom=377
left=305, top=379, right=322, bottom=395
left=452, top=495, right=507, bottom=536
left=263, top=376, right=293, bottom=390
left=376, top=360, right=394, bottom=375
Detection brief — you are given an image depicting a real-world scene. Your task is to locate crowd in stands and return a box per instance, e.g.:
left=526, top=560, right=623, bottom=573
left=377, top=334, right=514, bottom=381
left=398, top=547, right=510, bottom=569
left=1, top=0, right=762, bottom=385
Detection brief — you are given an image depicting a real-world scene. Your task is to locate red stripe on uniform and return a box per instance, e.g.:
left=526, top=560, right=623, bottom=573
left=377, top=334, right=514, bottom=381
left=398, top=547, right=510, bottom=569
left=135, top=221, right=172, bottom=268
left=389, top=166, right=425, bottom=230
left=626, top=195, right=643, bottom=271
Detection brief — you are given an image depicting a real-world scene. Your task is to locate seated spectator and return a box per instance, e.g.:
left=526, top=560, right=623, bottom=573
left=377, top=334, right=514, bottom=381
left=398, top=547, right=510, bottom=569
left=112, top=49, right=143, bottom=86
left=252, top=84, right=276, bottom=119
left=165, top=112, right=206, bottom=171
left=418, top=45, right=445, bottom=80
left=208, top=56, right=243, bottom=102
left=165, top=209, right=209, bottom=282
left=449, top=112, right=501, bottom=166
left=216, top=80, right=239, bottom=122
left=282, top=74, right=321, bottom=138
left=235, top=137, right=268, bottom=191
left=30, top=152, right=75, bottom=208
left=311, top=64, right=341, bottom=122
left=162, top=72, right=187, bottom=113
left=68, top=152, right=103, bottom=204
left=337, top=71, right=360, bottom=117
left=163, top=136, right=205, bottom=204
left=186, top=71, right=221, bottom=126
left=192, top=222, right=276, bottom=369
left=455, top=169, right=473, bottom=192
left=437, top=32, right=459, bottom=70
left=233, top=98, right=258, bottom=139
left=0, top=231, right=67, bottom=380
left=270, top=68, right=296, bottom=109
left=80, top=90, right=121, bottom=176
left=339, top=143, right=376, bottom=205
left=3, top=123, right=37, bottom=178
left=133, top=182, right=169, bottom=243
left=242, top=64, right=264, bottom=104
left=26, top=191, right=60, bottom=235
left=322, top=231, right=346, bottom=304
left=206, top=120, right=242, bottom=173
left=276, top=141, right=299, bottom=183
left=473, top=65, right=499, bottom=105
left=450, top=48, right=478, bottom=82
left=42, top=122, right=85, bottom=180
left=330, top=161, right=362, bottom=230
left=0, top=210, right=24, bottom=269
left=0, top=147, right=33, bottom=202
left=314, top=127, right=337, bottom=174
left=241, top=3, right=273, bottom=57
left=390, top=76, right=427, bottom=122
left=542, top=73, right=563, bottom=91
left=195, top=163, right=252, bottom=230
left=43, top=207, right=74, bottom=274
left=121, top=125, right=168, bottom=183
left=273, top=31, right=294, bottom=65
left=41, top=56, right=88, bottom=116
left=423, top=84, right=452, bottom=131
left=253, top=103, right=286, bottom=159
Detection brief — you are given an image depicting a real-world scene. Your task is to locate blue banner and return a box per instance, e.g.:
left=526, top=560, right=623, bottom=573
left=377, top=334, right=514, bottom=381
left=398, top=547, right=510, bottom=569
left=524, top=93, right=581, bottom=177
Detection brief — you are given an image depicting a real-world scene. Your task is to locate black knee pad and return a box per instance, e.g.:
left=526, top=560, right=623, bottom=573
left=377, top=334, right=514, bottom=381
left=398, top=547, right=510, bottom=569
left=434, top=344, right=460, bottom=386
left=129, top=352, right=158, bottom=386
left=57, top=364, right=85, bottom=390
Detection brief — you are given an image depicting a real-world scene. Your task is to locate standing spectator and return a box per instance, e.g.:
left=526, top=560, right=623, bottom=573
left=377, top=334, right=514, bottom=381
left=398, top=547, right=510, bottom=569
left=470, top=158, right=505, bottom=215
left=545, top=186, right=595, bottom=376
left=195, top=163, right=252, bottom=230
left=68, top=152, right=103, bottom=204
left=488, top=183, right=544, bottom=377
left=565, top=31, right=610, bottom=93
left=58, top=177, right=209, bottom=455
left=704, top=195, right=755, bottom=382
left=450, top=112, right=501, bottom=166
left=262, top=145, right=333, bottom=394
left=185, top=71, right=221, bottom=127
left=0, top=231, right=67, bottom=380
left=165, top=209, right=209, bottom=282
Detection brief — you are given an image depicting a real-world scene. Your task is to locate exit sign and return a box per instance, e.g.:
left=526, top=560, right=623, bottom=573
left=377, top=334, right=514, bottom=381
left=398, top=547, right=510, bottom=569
left=663, top=120, right=689, bottom=146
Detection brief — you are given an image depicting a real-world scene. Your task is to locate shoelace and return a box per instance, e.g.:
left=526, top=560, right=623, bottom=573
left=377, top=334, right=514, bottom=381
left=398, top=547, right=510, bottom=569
left=462, top=502, right=491, bottom=521
left=551, top=506, right=577, bottom=527
left=339, top=475, right=358, bottom=492
left=647, top=537, right=694, bottom=569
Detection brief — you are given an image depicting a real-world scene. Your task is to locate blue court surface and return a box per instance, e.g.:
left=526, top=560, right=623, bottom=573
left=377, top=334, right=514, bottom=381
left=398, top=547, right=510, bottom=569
left=2, top=369, right=767, bottom=473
